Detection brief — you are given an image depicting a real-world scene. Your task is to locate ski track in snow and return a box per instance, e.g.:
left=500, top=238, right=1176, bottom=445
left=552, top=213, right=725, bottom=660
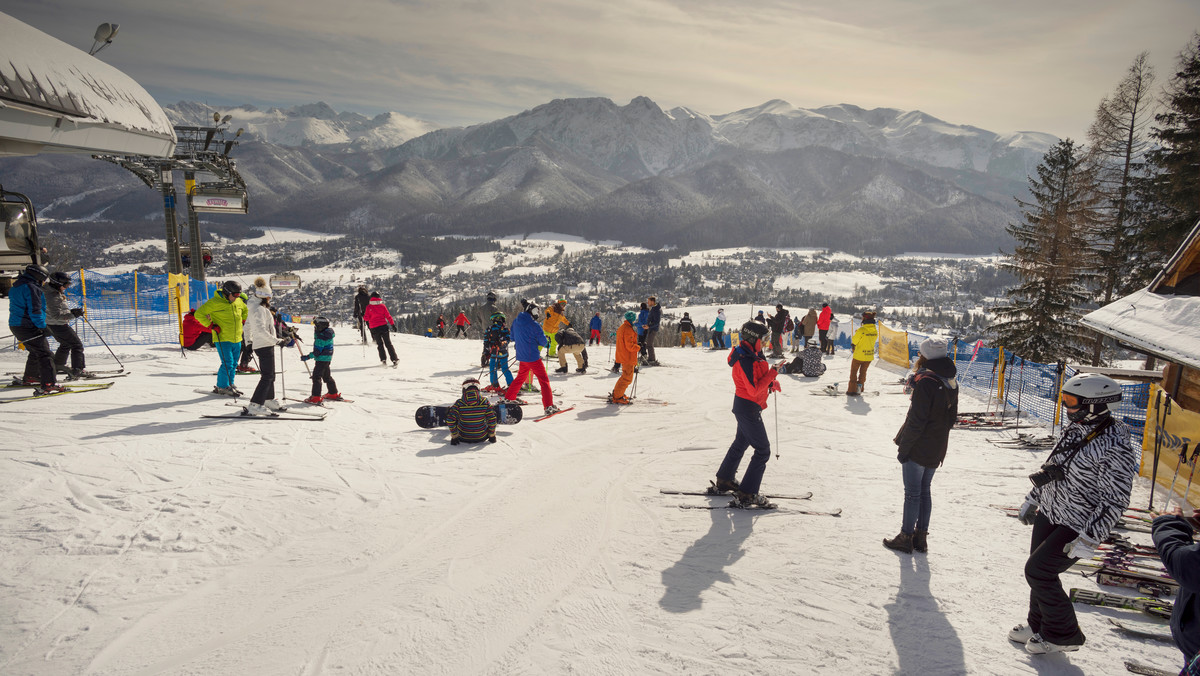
left=0, top=325, right=1184, bottom=675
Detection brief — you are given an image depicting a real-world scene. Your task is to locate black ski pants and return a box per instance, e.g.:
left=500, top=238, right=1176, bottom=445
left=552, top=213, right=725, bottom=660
left=310, top=361, right=338, bottom=397
left=717, top=398, right=771, bottom=496
left=250, top=346, right=276, bottom=405
left=48, top=323, right=85, bottom=371
left=371, top=324, right=397, bottom=362
left=15, top=326, right=55, bottom=385
left=1025, top=512, right=1086, bottom=645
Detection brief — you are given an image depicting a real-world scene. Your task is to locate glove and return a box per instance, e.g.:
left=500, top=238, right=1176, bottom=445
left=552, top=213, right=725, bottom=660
left=450, top=437, right=460, bottom=446
left=1063, top=536, right=1097, bottom=560
left=768, top=380, right=782, bottom=393
left=300, top=354, right=311, bottom=362
left=488, top=436, right=497, bottom=444
left=1017, top=498, right=1039, bottom=526
left=211, top=325, right=221, bottom=334
left=70, top=308, right=85, bottom=318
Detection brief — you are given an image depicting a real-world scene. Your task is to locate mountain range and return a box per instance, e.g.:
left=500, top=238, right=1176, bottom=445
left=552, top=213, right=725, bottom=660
left=0, top=96, right=1057, bottom=255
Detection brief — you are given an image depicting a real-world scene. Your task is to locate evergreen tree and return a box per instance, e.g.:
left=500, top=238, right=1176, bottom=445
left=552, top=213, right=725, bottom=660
left=991, top=140, right=1100, bottom=364
left=1085, top=52, right=1155, bottom=364
left=1134, top=33, right=1200, bottom=283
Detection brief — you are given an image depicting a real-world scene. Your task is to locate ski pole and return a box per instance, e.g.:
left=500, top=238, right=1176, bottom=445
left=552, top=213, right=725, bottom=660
left=279, top=343, right=287, bottom=402
left=773, top=390, right=780, bottom=459
left=294, top=339, right=312, bottom=376
left=1014, top=356, right=1025, bottom=436
left=1149, top=390, right=1164, bottom=510
left=1166, top=437, right=1188, bottom=508
left=4, top=331, right=46, bottom=348
left=1179, top=443, right=1200, bottom=507
left=81, top=315, right=124, bottom=369
left=631, top=366, right=639, bottom=400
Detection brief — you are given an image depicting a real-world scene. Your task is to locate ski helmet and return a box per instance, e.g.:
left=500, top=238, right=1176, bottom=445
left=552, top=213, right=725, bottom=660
left=491, top=312, right=506, bottom=323
left=462, top=377, right=480, bottom=393
left=48, top=271, right=72, bottom=289
left=486, top=291, right=497, bottom=302
left=222, top=279, right=243, bottom=296
left=312, top=315, right=330, bottom=331
left=740, top=321, right=768, bottom=343
left=24, top=264, right=49, bottom=283
left=1060, top=373, right=1122, bottom=424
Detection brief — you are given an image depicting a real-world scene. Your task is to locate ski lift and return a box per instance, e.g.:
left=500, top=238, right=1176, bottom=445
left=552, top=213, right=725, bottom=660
left=0, top=187, right=39, bottom=273
left=180, top=245, right=213, bottom=269
left=270, top=272, right=302, bottom=292
left=189, top=184, right=248, bottom=214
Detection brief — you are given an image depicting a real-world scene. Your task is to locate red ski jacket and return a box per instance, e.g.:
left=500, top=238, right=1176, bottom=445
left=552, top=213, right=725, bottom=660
left=728, top=341, right=777, bottom=410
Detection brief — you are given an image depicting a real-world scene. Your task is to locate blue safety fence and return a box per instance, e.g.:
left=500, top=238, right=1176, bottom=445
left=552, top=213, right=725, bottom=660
left=41, top=270, right=219, bottom=348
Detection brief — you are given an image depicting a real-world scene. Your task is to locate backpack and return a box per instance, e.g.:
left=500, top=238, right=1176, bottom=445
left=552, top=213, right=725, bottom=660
left=783, top=316, right=794, bottom=333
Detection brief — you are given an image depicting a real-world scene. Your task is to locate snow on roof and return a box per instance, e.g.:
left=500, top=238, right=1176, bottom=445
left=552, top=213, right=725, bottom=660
left=1080, top=286, right=1200, bottom=371
left=0, top=11, right=175, bottom=157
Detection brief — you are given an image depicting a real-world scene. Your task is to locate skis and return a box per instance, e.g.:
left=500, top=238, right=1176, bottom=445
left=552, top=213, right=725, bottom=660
left=584, top=395, right=670, bottom=406
left=660, top=486, right=813, bottom=501
left=0, top=381, right=113, bottom=403
left=195, top=388, right=241, bottom=398
left=1069, top=588, right=1172, bottom=619
left=1107, top=617, right=1174, bottom=642
left=224, top=402, right=327, bottom=418
left=201, top=410, right=325, bottom=421
left=678, top=503, right=842, bottom=516
left=533, top=406, right=575, bottom=422
left=811, top=389, right=879, bottom=397
left=992, top=505, right=1154, bottom=534
left=1126, top=659, right=1180, bottom=676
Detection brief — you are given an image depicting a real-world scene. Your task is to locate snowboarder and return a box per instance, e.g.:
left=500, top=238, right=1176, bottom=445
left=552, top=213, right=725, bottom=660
left=609, top=310, right=640, bottom=404
left=710, top=309, right=727, bottom=349
left=447, top=378, right=498, bottom=445
left=241, top=278, right=289, bottom=416
left=588, top=312, right=603, bottom=345
left=542, top=299, right=570, bottom=357
left=352, top=285, right=370, bottom=344
left=483, top=313, right=514, bottom=392
left=299, top=316, right=344, bottom=403
left=182, top=308, right=214, bottom=350
left=883, top=337, right=959, bottom=554
left=504, top=300, right=557, bottom=416
left=44, top=271, right=90, bottom=379
left=644, top=296, right=662, bottom=365
left=679, top=312, right=696, bottom=347
left=554, top=326, right=588, bottom=373
left=7, top=264, right=62, bottom=395
left=779, top=339, right=826, bottom=377
left=713, top=321, right=781, bottom=508
left=846, top=311, right=877, bottom=395
left=195, top=280, right=248, bottom=396
left=1151, top=506, right=1200, bottom=671
left=363, top=292, right=399, bottom=366
left=1009, top=373, right=1138, bottom=655
left=817, top=303, right=833, bottom=354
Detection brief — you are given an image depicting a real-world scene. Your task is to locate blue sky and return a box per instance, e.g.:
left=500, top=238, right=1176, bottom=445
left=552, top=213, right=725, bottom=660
left=5, top=0, right=1198, bottom=139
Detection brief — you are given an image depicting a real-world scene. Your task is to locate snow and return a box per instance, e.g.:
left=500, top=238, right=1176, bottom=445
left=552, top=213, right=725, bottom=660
left=774, top=271, right=893, bottom=296
left=1081, top=287, right=1200, bottom=371
left=102, top=240, right=166, bottom=255
left=0, top=299, right=1185, bottom=675
left=224, top=227, right=345, bottom=246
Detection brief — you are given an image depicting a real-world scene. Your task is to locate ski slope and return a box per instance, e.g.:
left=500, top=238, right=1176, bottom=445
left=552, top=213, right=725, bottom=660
left=0, top=319, right=1185, bottom=675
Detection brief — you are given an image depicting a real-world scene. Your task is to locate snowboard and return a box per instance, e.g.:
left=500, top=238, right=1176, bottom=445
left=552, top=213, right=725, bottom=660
left=415, top=403, right=523, bottom=429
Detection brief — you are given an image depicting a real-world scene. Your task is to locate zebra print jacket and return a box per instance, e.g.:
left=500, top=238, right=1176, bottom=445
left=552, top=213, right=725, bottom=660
left=1026, top=416, right=1139, bottom=543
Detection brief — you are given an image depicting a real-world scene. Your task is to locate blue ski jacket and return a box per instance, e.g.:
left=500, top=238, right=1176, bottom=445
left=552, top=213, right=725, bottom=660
left=8, top=272, right=46, bottom=329
left=510, top=311, right=547, bottom=362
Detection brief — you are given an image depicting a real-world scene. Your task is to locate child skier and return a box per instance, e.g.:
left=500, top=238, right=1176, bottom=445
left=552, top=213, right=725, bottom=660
left=447, top=378, right=498, bottom=445
left=588, top=312, right=603, bottom=345
left=713, top=321, right=781, bottom=509
left=300, top=316, right=343, bottom=403
left=44, top=271, right=91, bottom=379
left=483, top=313, right=514, bottom=392
left=363, top=292, right=399, bottom=366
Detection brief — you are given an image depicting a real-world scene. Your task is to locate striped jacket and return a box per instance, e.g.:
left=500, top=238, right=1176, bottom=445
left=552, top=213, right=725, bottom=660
left=446, top=389, right=497, bottom=442
left=1026, top=417, right=1139, bottom=542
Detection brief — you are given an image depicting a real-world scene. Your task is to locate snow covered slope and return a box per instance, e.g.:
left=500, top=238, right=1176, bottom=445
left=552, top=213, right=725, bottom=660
left=0, top=311, right=1182, bottom=675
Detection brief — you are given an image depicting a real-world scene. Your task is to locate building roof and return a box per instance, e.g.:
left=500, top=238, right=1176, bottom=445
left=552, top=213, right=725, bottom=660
left=1081, top=286, right=1200, bottom=371
left=0, top=11, right=175, bottom=157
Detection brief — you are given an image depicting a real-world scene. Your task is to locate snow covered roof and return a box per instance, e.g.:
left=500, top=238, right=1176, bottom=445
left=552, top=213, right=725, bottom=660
left=0, top=11, right=175, bottom=157
left=1080, top=286, right=1200, bottom=371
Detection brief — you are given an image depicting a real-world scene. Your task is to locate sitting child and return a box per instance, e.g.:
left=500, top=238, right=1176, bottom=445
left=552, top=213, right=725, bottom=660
left=779, top=339, right=827, bottom=377
left=447, top=378, right=497, bottom=445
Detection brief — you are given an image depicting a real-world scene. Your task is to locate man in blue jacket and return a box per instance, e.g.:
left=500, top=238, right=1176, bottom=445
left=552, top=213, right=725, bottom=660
left=503, top=299, right=558, bottom=415
left=645, top=296, right=662, bottom=365
left=8, top=264, right=63, bottom=395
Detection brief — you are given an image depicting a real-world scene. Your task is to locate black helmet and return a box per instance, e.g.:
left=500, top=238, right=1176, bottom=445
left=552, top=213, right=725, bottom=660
left=24, top=264, right=49, bottom=283
left=740, top=321, right=768, bottom=342
left=486, top=291, right=497, bottom=302
left=312, top=315, right=330, bottom=331
left=222, top=280, right=243, bottom=296
left=48, top=271, right=72, bottom=288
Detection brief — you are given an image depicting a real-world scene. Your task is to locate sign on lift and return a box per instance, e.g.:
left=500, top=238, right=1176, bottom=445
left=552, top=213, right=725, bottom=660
left=190, top=187, right=248, bottom=214
left=270, top=273, right=301, bottom=291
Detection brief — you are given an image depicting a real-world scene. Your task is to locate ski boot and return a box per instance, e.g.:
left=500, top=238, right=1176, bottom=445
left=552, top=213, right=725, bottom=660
left=708, top=478, right=741, bottom=495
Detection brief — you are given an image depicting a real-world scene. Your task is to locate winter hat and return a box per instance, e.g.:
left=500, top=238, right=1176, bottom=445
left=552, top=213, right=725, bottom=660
left=370, top=292, right=381, bottom=299
left=253, top=277, right=272, bottom=298
left=624, top=311, right=637, bottom=322
left=918, top=337, right=948, bottom=360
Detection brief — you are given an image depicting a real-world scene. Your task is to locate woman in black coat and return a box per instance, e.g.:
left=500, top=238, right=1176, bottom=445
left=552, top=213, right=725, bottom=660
left=884, top=337, right=959, bottom=554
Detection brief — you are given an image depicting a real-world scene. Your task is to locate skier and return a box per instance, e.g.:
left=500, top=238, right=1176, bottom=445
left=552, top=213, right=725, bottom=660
left=679, top=312, right=696, bottom=347
left=609, top=310, right=639, bottom=405
left=766, top=304, right=789, bottom=358
left=846, top=311, right=877, bottom=395
left=352, top=284, right=370, bottom=344
left=883, top=337, right=959, bottom=554
left=1151, top=507, right=1200, bottom=671
left=299, top=316, right=344, bottom=403
left=588, top=312, right=603, bottom=345
left=713, top=321, right=781, bottom=508
left=479, top=291, right=499, bottom=366
left=644, top=296, right=662, bottom=365
left=483, top=313, right=514, bottom=392
left=542, top=299, right=570, bottom=357
left=453, top=310, right=471, bottom=338
left=817, top=302, right=833, bottom=354
left=436, top=314, right=446, bottom=338
left=8, top=264, right=62, bottom=395
left=779, top=339, right=826, bottom=377
left=241, top=278, right=288, bottom=416
left=554, top=326, right=588, bottom=373
left=710, top=309, right=727, bottom=349
left=447, top=378, right=498, bottom=445
left=44, top=271, right=91, bottom=379
left=1009, top=373, right=1138, bottom=654
left=363, top=292, right=399, bottom=366
left=182, top=309, right=214, bottom=350
left=195, top=280, right=248, bottom=396
left=503, top=300, right=557, bottom=416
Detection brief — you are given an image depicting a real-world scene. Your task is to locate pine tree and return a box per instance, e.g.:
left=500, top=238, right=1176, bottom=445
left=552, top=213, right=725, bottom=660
left=1085, top=52, right=1156, bottom=364
left=1134, top=33, right=1200, bottom=283
left=991, top=139, right=1100, bottom=364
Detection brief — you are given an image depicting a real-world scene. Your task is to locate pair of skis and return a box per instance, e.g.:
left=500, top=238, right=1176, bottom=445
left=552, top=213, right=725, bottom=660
left=0, top=381, right=114, bottom=403
left=662, top=485, right=841, bottom=516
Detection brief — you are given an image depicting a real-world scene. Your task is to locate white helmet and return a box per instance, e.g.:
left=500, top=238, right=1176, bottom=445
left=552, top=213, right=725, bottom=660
left=1061, top=373, right=1122, bottom=423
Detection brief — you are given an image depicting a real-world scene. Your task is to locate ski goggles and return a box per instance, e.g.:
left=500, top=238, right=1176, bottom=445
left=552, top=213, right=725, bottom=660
left=1061, top=393, right=1082, bottom=409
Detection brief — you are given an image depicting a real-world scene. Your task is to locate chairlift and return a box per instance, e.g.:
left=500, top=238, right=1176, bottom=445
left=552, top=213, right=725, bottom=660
left=0, top=187, right=40, bottom=295
left=189, top=184, right=248, bottom=214
left=180, top=245, right=214, bottom=269
left=270, top=272, right=302, bottom=292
